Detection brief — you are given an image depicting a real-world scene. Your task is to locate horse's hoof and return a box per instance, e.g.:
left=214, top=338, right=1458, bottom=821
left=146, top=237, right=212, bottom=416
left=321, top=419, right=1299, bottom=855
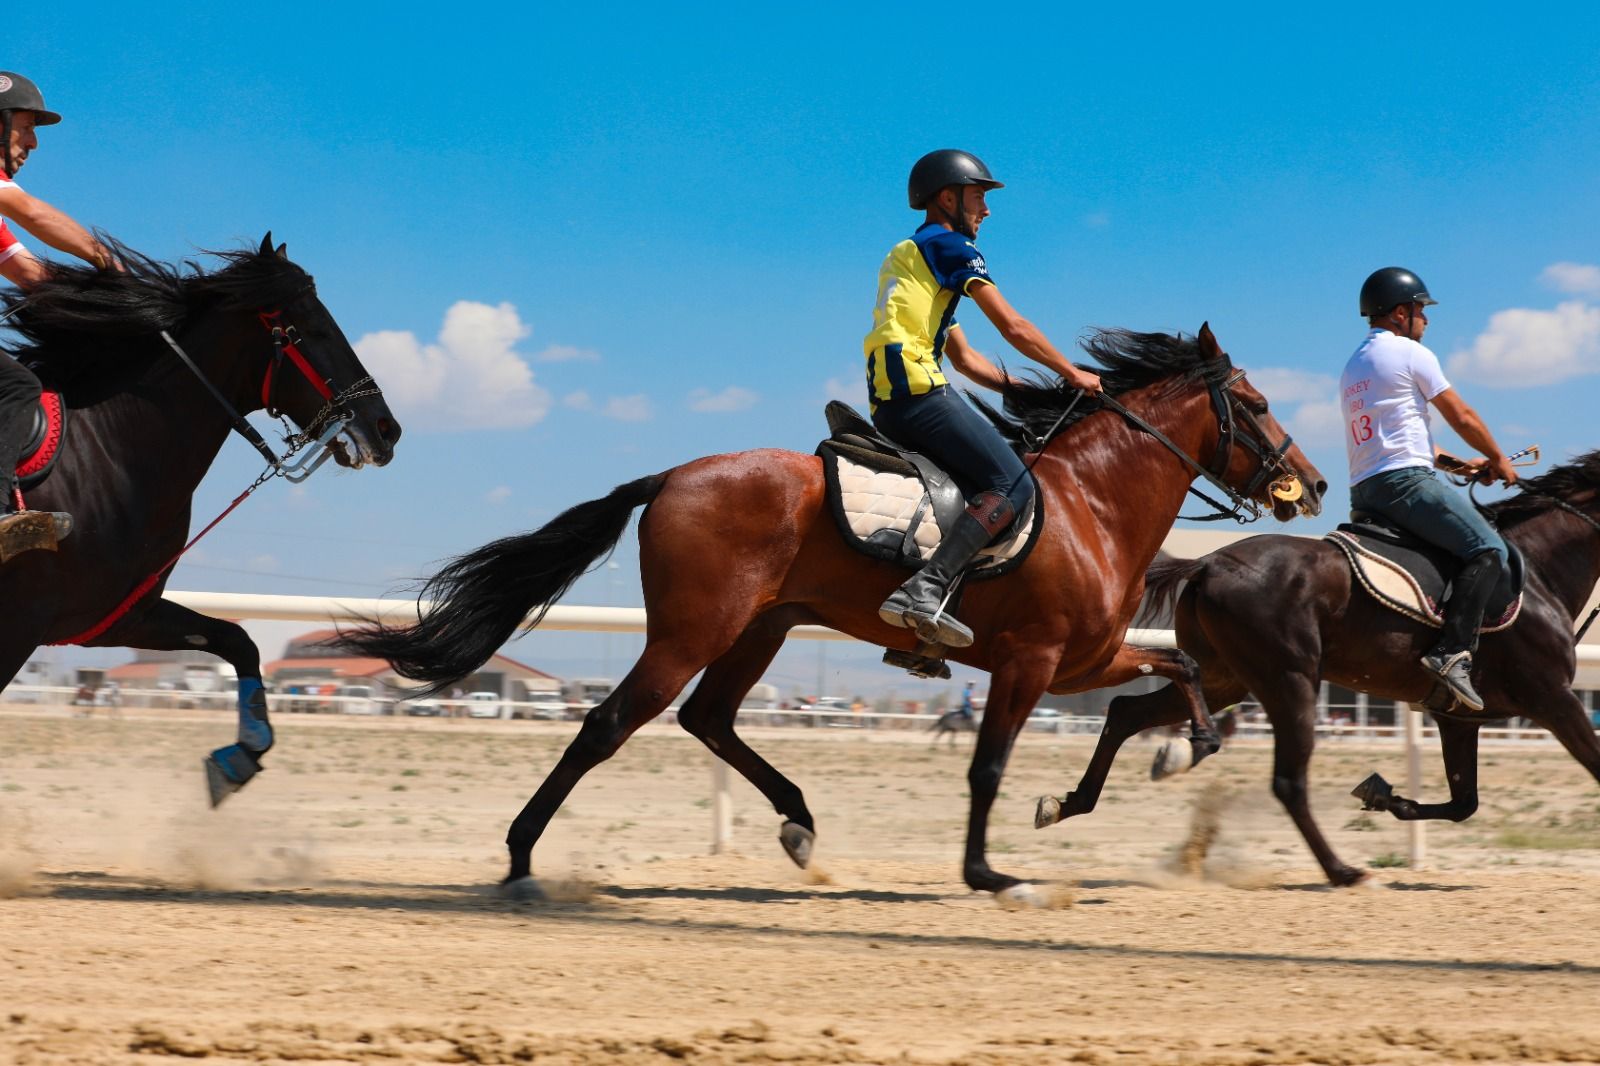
left=500, top=876, right=547, bottom=902
left=1034, top=795, right=1063, bottom=828
left=1350, top=772, right=1394, bottom=811
left=1150, top=740, right=1193, bottom=781
left=1189, top=731, right=1221, bottom=763
left=779, top=821, right=814, bottom=869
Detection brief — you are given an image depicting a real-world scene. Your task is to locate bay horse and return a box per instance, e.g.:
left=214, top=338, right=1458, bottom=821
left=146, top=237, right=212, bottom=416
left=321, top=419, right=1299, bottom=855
left=0, top=235, right=401, bottom=800
left=335, top=324, right=1325, bottom=899
left=1036, top=452, right=1600, bottom=886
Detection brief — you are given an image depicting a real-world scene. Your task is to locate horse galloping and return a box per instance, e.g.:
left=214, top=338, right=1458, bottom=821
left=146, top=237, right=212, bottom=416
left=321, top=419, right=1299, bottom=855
left=1037, top=452, right=1600, bottom=885
left=0, top=235, right=401, bottom=802
left=336, top=324, right=1324, bottom=899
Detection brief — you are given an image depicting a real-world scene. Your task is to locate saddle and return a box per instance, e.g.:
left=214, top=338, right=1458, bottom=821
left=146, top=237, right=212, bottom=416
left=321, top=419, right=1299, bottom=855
left=814, top=400, right=1040, bottom=580
left=15, top=389, right=68, bottom=491
left=1325, top=510, right=1523, bottom=633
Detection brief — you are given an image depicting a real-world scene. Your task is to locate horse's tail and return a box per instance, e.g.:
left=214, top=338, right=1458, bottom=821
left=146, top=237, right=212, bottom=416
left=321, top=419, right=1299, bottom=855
left=1137, top=551, right=1208, bottom=628
left=332, top=472, right=670, bottom=694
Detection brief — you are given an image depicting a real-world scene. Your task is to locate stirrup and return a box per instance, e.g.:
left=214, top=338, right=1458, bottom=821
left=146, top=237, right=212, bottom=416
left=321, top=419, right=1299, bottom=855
left=883, top=642, right=951, bottom=679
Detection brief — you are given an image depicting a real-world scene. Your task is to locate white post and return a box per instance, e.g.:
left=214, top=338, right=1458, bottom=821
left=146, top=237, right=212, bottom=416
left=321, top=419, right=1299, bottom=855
left=1404, top=706, right=1426, bottom=867
left=710, top=755, right=733, bottom=855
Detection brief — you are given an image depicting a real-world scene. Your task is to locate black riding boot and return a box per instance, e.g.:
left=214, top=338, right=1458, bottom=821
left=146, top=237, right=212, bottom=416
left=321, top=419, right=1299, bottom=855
left=1420, top=551, right=1503, bottom=711
left=0, top=360, right=71, bottom=561
left=879, top=491, right=1013, bottom=648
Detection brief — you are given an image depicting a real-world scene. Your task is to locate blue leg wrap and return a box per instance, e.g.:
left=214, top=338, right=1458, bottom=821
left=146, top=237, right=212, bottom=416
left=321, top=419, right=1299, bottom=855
left=236, top=677, right=274, bottom=754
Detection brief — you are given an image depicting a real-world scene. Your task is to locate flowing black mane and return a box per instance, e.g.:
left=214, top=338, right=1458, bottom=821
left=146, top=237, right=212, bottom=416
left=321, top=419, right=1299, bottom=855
left=0, top=235, right=310, bottom=380
left=971, top=328, right=1234, bottom=448
left=1489, top=449, right=1600, bottom=528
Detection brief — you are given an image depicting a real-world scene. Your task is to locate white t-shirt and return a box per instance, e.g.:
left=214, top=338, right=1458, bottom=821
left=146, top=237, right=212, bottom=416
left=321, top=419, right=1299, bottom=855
left=1340, top=328, right=1452, bottom=485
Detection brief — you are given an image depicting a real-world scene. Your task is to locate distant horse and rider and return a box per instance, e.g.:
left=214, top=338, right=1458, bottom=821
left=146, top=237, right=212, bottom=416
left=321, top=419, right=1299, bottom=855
left=336, top=324, right=1324, bottom=900
left=0, top=236, right=400, bottom=802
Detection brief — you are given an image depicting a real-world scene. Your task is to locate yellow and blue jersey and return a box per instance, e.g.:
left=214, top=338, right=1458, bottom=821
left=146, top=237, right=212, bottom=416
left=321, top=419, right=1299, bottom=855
left=864, top=223, right=993, bottom=409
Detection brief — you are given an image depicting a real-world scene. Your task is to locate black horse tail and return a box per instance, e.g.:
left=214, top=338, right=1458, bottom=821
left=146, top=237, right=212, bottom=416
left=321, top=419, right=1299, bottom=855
left=1137, top=551, right=1207, bottom=628
left=333, top=472, right=670, bottom=694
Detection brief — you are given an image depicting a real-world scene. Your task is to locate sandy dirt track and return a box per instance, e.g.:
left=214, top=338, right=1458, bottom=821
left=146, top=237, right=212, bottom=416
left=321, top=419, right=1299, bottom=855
left=4, top=706, right=1600, bottom=1065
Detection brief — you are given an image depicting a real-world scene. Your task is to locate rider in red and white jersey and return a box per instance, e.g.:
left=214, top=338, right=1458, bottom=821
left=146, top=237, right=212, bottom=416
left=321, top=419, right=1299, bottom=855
left=0, top=72, right=117, bottom=555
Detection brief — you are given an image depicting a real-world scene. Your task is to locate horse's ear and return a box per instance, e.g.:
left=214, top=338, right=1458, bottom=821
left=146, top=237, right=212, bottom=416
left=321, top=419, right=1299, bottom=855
left=275, top=242, right=288, bottom=260
left=1197, top=321, right=1221, bottom=359
left=259, top=232, right=274, bottom=256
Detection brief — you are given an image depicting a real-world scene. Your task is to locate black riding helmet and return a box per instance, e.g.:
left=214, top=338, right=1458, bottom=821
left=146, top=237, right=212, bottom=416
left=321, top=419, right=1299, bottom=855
left=0, top=72, right=61, bottom=180
left=908, top=149, right=1003, bottom=238
left=1359, top=267, right=1436, bottom=319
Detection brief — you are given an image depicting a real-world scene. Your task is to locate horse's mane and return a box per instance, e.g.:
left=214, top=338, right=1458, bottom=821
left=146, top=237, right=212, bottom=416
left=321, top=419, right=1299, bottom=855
left=0, top=235, right=310, bottom=381
left=970, top=328, right=1234, bottom=447
left=1488, top=448, right=1600, bottom=528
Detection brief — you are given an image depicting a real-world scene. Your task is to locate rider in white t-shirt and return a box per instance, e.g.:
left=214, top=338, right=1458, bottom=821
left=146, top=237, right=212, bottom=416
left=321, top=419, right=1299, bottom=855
left=1341, top=267, right=1516, bottom=711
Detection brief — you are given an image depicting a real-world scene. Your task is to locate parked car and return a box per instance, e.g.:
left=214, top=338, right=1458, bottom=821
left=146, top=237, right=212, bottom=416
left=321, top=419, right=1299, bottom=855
left=1027, top=707, right=1065, bottom=733
left=521, top=699, right=570, bottom=721
left=336, top=684, right=390, bottom=715
left=401, top=698, right=447, bottom=717
left=465, top=691, right=506, bottom=719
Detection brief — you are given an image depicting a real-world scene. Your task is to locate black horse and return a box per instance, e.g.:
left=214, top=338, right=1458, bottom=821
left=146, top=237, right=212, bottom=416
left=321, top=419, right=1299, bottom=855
left=0, top=235, right=401, bottom=802
left=1034, top=452, right=1600, bottom=885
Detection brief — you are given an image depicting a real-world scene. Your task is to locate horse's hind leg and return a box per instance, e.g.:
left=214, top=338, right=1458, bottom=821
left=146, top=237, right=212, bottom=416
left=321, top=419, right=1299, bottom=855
left=1354, top=714, right=1482, bottom=822
left=503, top=637, right=719, bottom=890
left=675, top=617, right=819, bottom=868
left=93, top=598, right=269, bottom=806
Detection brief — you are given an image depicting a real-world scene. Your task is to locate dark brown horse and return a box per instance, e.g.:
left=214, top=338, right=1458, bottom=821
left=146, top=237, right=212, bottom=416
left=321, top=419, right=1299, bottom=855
left=1035, top=453, right=1600, bottom=886
left=335, top=324, right=1326, bottom=899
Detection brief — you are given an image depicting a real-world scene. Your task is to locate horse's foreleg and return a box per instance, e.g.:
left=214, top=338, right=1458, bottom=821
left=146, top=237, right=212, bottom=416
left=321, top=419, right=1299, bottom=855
left=93, top=598, right=268, bottom=806
left=1357, top=714, right=1481, bottom=822
left=1256, top=680, right=1366, bottom=886
left=1035, top=643, right=1231, bottom=827
left=1528, top=688, right=1600, bottom=787
left=675, top=618, right=819, bottom=868
left=961, top=655, right=1057, bottom=895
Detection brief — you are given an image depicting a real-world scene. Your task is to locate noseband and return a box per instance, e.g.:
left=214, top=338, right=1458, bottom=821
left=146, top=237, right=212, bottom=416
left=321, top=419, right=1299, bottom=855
left=161, top=289, right=383, bottom=483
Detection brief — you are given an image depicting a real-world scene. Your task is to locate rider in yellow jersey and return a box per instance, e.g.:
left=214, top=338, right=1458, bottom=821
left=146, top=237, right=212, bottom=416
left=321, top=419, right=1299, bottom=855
left=868, top=150, right=1102, bottom=648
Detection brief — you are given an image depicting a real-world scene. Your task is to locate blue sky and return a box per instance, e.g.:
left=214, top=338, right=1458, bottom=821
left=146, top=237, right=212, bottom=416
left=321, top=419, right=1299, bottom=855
left=13, top=5, right=1600, bottom=698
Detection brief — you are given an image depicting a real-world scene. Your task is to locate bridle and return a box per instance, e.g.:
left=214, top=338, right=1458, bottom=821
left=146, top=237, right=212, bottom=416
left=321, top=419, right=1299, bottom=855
left=161, top=286, right=382, bottom=483
left=1093, top=367, right=1305, bottom=523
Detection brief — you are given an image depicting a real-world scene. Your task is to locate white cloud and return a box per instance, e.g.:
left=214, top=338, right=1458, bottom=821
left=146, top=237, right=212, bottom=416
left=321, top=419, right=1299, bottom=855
left=485, top=486, right=512, bottom=505
left=1245, top=367, right=1337, bottom=406
left=536, top=343, right=601, bottom=363
left=603, top=394, right=653, bottom=422
left=1446, top=300, right=1600, bottom=387
left=353, top=301, right=553, bottom=430
left=1540, top=262, right=1600, bottom=297
left=563, top=390, right=593, bottom=410
left=687, top=386, right=759, bottom=413
left=824, top=376, right=859, bottom=403
left=248, top=554, right=280, bottom=572
left=1286, top=398, right=1345, bottom=448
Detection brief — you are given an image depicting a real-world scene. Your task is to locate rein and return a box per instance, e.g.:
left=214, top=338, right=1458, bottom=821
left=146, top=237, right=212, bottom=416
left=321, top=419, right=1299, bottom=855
left=52, top=306, right=380, bottom=646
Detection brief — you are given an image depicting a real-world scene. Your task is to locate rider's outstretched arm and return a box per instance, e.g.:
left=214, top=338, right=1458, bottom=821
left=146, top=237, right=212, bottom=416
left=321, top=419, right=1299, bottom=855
left=967, top=282, right=1101, bottom=393
left=943, top=325, right=1013, bottom=392
left=1430, top=388, right=1516, bottom=485
left=0, top=186, right=115, bottom=270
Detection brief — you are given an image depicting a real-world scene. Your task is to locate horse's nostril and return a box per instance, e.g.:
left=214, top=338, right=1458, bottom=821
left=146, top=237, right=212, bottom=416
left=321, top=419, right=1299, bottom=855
left=1316, top=481, right=1328, bottom=496
left=378, top=418, right=402, bottom=445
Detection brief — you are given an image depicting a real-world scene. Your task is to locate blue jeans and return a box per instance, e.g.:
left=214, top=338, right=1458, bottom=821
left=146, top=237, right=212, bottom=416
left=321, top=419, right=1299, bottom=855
left=1350, top=466, right=1506, bottom=563
left=871, top=385, right=1034, bottom=516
